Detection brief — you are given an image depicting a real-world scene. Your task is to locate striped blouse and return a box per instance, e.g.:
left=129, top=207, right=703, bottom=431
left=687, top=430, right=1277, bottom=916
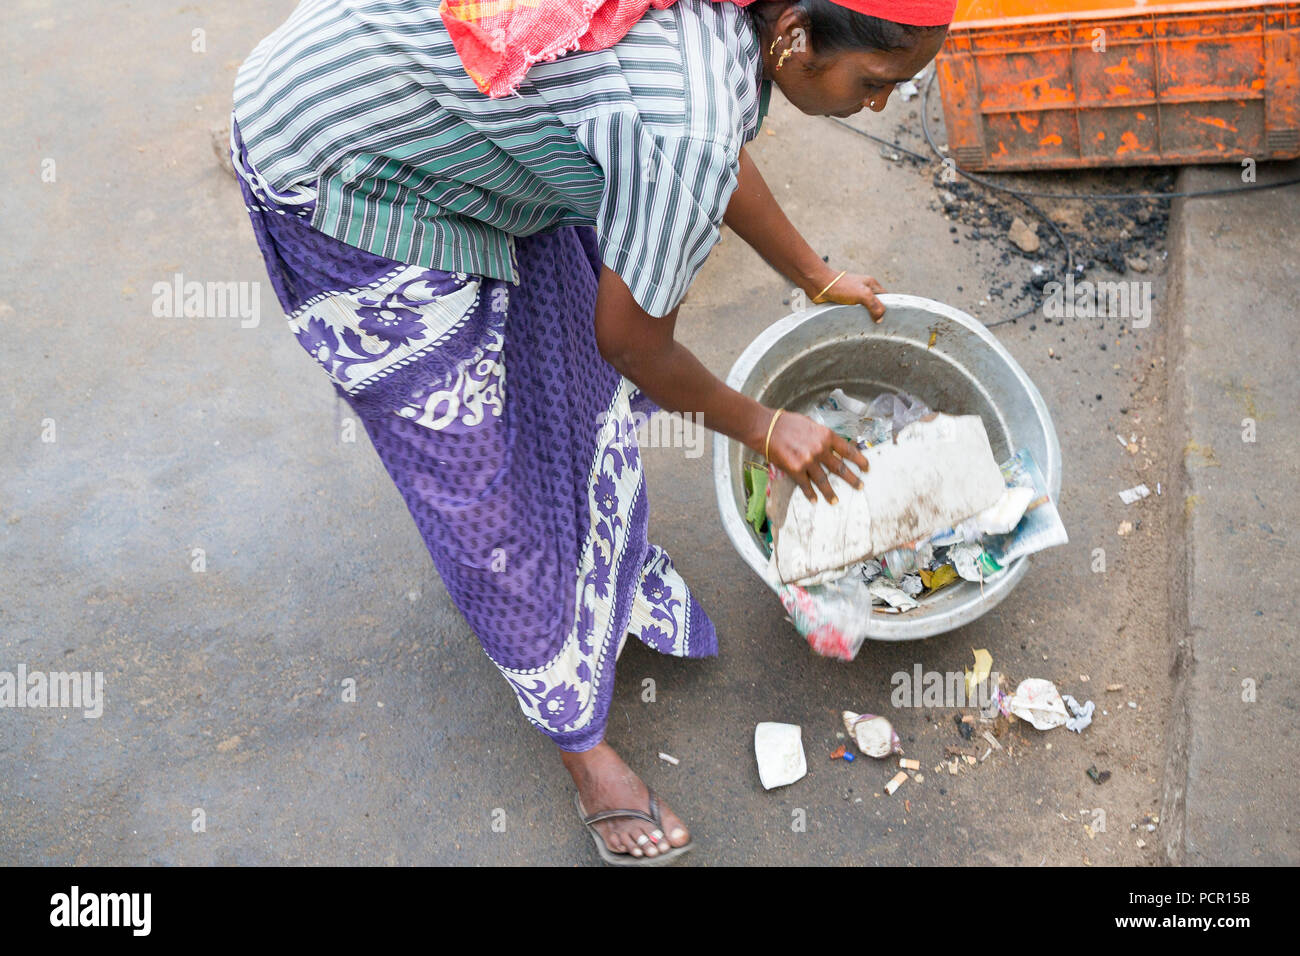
left=233, top=0, right=771, bottom=317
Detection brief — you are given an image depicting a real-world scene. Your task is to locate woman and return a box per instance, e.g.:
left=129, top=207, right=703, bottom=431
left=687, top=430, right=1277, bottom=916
left=232, top=0, right=954, bottom=863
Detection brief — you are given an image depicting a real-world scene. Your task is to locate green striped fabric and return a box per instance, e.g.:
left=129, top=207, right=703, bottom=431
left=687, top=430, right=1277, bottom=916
left=234, top=0, right=770, bottom=317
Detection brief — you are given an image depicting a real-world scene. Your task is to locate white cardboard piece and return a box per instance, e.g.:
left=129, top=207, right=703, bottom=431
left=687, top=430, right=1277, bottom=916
left=769, top=414, right=1006, bottom=585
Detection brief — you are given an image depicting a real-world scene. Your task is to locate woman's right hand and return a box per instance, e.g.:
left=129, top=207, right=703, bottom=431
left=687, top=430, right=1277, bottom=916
left=762, top=410, right=870, bottom=504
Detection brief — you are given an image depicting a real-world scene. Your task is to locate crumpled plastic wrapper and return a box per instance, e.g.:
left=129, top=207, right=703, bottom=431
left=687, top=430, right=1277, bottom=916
left=867, top=578, right=919, bottom=610
left=981, top=684, right=1012, bottom=719
left=842, top=711, right=903, bottom=758
left=1008, top=678, right=1070, bottom=730
left=1062, top=693, right=1095, bottom=733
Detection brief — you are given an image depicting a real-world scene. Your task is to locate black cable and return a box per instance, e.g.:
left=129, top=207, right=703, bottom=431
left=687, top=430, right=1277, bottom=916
left=950, top=170, right=1300, bottom=201
left=917, top=72, right=1076, bottom=278
left=826, top=117, right=932, bottom=163
left=984, top=303, right=1039, bottom=329
left=829, top=92, right=1076, bottom=280
left=828, top=96, right=1064, bottom=328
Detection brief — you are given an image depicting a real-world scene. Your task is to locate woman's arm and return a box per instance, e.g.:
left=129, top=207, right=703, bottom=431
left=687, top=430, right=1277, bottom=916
left=723, top=146, right=886, bottom=321
left=594, top=265, right=867, bottom=502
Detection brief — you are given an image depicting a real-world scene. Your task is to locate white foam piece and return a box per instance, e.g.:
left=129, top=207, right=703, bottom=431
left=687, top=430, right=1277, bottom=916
left=754, top=722, right=807, bottom=790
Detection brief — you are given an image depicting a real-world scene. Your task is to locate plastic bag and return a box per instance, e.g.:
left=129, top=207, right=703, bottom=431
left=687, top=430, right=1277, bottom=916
left=879, top=542, right=934, bottom=581
left=812, top=388, right=872, bottom=441
left=813, top=389, right=928, bottom=446
left=779, top=576, right=876, bottom=662
left=865, top=391, right=932, bottom=438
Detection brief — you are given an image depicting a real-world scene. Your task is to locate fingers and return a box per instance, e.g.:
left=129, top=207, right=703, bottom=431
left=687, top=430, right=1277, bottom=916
left=807, top=461, right=836, bottom=504
left=859, top=276, right=886, bottom=323
left=862, top=289, right=885, bottom=323
left=831, top=434, right=870, bottom=474
left=773, top=416, right=870, bottom=503
left=796, top=470, right=817, bottom=502
left=819, top=448, right=859, bottom=490
left=822, top=273, right=888, bottom=322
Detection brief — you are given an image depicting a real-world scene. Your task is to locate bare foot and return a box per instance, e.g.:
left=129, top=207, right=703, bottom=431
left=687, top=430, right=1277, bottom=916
left=561, top=741, right=689, bottom=860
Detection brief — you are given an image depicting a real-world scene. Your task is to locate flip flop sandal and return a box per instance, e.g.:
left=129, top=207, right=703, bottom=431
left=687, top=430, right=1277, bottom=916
left=575, top=789, right=693, bottom=866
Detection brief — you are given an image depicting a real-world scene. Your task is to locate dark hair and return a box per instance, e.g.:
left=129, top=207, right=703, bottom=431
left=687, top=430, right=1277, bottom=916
left=749, top=0, right=948, bottom=56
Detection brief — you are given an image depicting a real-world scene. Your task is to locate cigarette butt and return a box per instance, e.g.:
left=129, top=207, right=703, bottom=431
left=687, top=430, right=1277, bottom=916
left=899, top=758, right=920, bottom=771
left=982, top=730, right=1002, bottom=750
left=885, top=771, right=908, bottom=795
left=657, top=752, right=679, bottom=765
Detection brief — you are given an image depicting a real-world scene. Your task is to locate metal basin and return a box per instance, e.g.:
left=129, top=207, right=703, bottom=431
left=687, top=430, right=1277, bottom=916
left=713, top=295, right=1062, bottom=642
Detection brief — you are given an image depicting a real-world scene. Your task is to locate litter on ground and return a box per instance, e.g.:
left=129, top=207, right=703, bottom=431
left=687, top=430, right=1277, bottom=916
left=1062, top=694, right=1096, bottom=733
left=1119, top=483, right=1151, bottom=504
left=842, top=711, right=903, bottom=758
left=754, top=722, right=806, bottom=790
left=1008, top=678, right=1071, bottom=730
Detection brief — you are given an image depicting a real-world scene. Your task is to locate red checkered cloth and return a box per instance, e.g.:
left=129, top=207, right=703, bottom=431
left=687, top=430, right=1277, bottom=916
left=441, top=0, right=957, bottom=99
left=440, top=1, right=752, bottom=98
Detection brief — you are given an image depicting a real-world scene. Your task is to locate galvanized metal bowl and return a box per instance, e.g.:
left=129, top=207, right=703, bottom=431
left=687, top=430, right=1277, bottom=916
left=713, top=295, right=1062, bottom=642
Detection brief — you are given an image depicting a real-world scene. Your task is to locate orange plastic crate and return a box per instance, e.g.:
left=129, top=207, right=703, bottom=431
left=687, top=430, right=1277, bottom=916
left=935, top=0, right=1300, bottom=169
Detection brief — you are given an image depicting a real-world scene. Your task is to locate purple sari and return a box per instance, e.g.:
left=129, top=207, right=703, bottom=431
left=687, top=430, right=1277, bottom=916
left=232, top=121, right=716, bottom=751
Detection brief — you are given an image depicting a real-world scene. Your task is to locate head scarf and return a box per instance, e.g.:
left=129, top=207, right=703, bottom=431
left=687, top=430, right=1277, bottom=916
left=442, top=0, right=957, bottom=98
left=828, top=0, right=957, bottom=26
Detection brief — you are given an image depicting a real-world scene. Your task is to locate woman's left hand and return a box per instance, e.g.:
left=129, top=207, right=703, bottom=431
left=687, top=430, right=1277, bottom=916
left=811, top=270, right=887, bottom=323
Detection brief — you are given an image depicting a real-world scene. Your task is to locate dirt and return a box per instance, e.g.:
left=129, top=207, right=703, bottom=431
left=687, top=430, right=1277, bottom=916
left=885, top=109, right=1174, bottom=317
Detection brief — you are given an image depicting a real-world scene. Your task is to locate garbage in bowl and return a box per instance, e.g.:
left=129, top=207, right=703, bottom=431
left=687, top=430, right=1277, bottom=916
left=713, top=294, right=1062, bottom=643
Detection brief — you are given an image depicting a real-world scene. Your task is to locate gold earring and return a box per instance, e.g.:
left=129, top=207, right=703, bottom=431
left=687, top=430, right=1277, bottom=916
left=777, top=48, right=793, bottom=70
left=769, top=36, right=781, bottom=55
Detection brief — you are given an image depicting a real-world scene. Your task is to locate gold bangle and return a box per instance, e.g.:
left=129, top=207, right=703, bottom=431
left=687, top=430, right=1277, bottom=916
left=812, top=270, right=847, bottom=304
left=764, top=408, right=784, bottom=461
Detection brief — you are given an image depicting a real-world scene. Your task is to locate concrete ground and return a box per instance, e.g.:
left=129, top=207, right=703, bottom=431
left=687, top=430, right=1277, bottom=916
left=1161, top=160, right=1300, bottom=865
left=0, top=1, right=1293, bottom=866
